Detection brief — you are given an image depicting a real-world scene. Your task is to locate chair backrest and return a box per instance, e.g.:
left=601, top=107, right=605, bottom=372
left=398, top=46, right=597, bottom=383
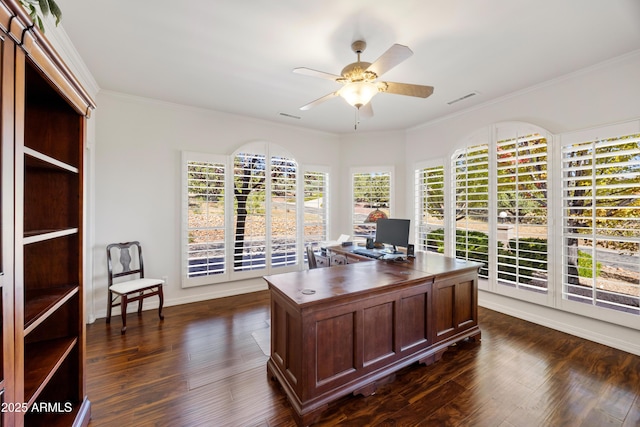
left=306, top=246, right=317, bottom=269
left=107, top=241, right=145, bottom=285
left=330, top=254, right=347, bottom=266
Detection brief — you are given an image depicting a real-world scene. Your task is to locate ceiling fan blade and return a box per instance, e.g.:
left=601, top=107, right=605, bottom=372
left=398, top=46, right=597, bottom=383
left=366, top=44, right=413, bottom=77
left=299, top=91, right=339, bottom=110
left=359, top=102, right=374, bottom=118
left=293, top=67, right=342, bottom=81
left=382, top=81, right=434, bottom=98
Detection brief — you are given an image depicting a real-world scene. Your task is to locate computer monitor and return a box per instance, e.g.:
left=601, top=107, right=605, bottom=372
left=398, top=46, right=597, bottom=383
left=374, top=218, right=410, bottom=254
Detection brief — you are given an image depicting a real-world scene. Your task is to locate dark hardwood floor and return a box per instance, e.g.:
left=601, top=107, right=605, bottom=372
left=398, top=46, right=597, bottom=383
left=86, top=290, right=640, bottom=427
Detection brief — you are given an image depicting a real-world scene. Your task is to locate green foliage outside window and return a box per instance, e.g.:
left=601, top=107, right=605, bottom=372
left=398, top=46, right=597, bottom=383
left=424, top=229, right=601, bottom=284
left=577, top=251, right=602, bottom=278
left=353, top=173, right=390, bottom=207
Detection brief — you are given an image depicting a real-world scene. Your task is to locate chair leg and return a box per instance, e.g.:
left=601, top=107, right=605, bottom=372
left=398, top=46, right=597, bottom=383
left=120, top=294, right=128, bottom=334
left=106, top=291, right=113, bottom=323
left=158, top=286, right=165, bottom=320
left=138, top=291, right=144, bottom=314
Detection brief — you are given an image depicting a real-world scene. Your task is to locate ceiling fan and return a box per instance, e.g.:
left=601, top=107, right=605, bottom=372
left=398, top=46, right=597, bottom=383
left=294, top=40, right=434, bottom=120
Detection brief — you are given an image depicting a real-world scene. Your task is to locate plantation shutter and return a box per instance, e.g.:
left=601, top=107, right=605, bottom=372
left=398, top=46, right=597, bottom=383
left=270, top=156, right=298, bottom=268
left=453, top=144, right=490, bottom=278
left=352, top=171, right=391, bottom=241
left=303, top=170, right=329, bottom=246
left=415, top=165, right=445, bottom=253
left=562, top=134, right=640, bottom=314
left=496, top=134, right=549, bottom=293
left=233, top=152, right=267, bottom=272
left=184, top=154, right=227, bottom=286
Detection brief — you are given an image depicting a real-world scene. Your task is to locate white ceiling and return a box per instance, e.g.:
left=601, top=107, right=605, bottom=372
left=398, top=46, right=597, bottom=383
left=54, top=0, right=640, bottom=135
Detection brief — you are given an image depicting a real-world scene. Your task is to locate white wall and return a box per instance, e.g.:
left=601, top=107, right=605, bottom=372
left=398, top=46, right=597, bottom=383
left=91, top=92, right=340, bottom=319
left=336, top=131, right=409, bottom=237
left=405, top=51, right=640, bottom=157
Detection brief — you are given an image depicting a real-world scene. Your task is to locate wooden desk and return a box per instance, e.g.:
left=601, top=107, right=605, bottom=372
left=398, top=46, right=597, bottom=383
left=263, top=252, right=482, bottom=426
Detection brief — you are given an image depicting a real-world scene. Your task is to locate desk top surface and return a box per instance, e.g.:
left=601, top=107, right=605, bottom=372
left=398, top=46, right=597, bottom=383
left=263, top=252, right=481, bottom=307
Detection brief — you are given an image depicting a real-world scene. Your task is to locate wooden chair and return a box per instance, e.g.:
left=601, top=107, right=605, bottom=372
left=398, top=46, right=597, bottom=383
left=306, top=246, right=318, bottom=269
left=330, top=253, right=348, bottom=266
left=106, top=241, right=164, bottom=334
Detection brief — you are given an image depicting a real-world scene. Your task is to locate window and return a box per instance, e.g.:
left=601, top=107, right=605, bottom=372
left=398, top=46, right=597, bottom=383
left=442, top=121, right=639, bottom=326
left=183, top=144, right=302, bottom=287
left=562, top=133, right=640, bottom=315
left=415, top=164, right=445, bottom=253
left=496, top=133, right=548, bottom=294
left=183, top=152, right=227, bottom=286
left=269, top=156, right=298, bottom=268
left=303, top=169, right=329, bottom=247
left=453, top=144, right=490, bottom=278
left=233, top=152, right=268, bottom=272
left=232, top=149, right=298, bottom=273
left=352, top=169, right=392, bottom=242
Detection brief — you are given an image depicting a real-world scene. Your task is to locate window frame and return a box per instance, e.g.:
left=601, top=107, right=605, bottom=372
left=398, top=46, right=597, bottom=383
left=440, top=120, right=640, bottom=328
left=229, top=143, right=300, bottom=281
left=557, top=121, right=640, bottom=329
left=493, top=128, right=552, bottom=305
left=181, top=151, right=231, bottom=287
left=449, top=123, right=554, bottom=305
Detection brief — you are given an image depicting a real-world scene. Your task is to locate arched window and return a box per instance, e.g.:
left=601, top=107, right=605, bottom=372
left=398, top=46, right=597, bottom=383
left=494, top=128, right=549, bottom=295
left=182, top=142, right=304, bottom=287
left=450, top=123, right=551, bottom=302
left=435, top=119, right=640, bottom=327
left=231, top=145, right=297, bottom=272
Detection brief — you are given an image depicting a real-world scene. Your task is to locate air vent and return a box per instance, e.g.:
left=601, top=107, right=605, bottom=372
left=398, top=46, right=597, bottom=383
left=447, top=91, right=479, bottom=105
left=279, top=112, right=301, bottom=119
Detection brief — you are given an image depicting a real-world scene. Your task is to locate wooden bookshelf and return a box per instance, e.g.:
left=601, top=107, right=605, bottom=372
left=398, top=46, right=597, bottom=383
left=23, top=337, right=78, bottom=406
left=23, top=286, right=79, bottom=335
left=0, top=1, right=95, bottom=425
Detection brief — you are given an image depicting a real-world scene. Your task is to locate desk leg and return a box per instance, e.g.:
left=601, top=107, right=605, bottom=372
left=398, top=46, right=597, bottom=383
left=419, top=347, right=448, bottom=366
left=353, top=373, right=396, bottom=397
left=469, top=330, right=482, bottom=342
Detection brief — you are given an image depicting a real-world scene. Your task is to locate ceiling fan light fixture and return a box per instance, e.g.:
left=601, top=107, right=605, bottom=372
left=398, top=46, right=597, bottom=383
left=339, top=81, right=378, bottom=108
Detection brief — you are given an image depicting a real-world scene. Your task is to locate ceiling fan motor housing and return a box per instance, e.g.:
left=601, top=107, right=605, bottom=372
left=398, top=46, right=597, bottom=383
left=338, top=40, right=377, bottom=83
left=340, top=62, right=375, bottom=83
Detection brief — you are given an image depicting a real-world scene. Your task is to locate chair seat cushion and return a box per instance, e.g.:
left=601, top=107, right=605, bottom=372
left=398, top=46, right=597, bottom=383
left=110, top=278, right=164, bottom=295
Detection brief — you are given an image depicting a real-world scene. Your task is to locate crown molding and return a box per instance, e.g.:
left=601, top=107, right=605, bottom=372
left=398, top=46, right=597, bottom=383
left=42, top=17, right=100, bottom=101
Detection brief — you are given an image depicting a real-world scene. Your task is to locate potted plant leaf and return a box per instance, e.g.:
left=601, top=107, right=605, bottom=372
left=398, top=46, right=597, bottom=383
left=19, top=0, right=62, bottom=32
